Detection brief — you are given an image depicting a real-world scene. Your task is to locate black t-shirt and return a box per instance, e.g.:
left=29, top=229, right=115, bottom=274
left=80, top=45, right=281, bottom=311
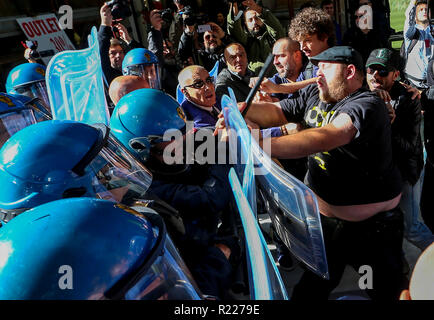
left=279, top=84, right=402, bottom=206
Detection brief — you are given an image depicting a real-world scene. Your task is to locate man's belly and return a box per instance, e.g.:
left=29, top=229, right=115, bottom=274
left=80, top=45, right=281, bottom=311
left=317, top=193, right=402, bottom=222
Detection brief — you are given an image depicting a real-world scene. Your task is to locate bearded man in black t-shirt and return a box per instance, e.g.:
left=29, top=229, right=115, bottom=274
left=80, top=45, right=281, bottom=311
left=215, top=46, right=406, bottom=300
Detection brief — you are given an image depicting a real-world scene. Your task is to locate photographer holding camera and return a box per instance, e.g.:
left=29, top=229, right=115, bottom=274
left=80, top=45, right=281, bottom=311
left=23, top=41, right=44, bottom=65
left=178, top=6, right=230, bottom=72
left=168, top=0, right=189, bottom=53
left=98, top=2, right=143, bottom=86
left=147, top=8, right=182, bottom=97
left=227, top=0, right=284, bottom=76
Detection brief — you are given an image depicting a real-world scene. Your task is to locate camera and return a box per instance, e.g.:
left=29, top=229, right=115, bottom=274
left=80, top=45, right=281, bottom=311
left=106, top=0, right=132, bottom=21
left=22, top=40, right=40, bottom=59
left=158, top=8, right=173, bottom=24
left=181, top=6, right=209, bottom=26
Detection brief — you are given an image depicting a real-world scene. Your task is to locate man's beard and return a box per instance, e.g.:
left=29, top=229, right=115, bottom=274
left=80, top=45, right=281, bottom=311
left=278, top=63, right=295, bottom=79
left=250, top=24, right=265, bottom=37
left=319, top=71, right=347, bottom=103
left=112, top=62, right=122, bottom=71
left=205, top=44, right=221, bottom=54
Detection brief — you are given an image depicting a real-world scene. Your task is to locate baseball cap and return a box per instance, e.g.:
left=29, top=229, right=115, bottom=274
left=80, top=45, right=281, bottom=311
left=310, top=46, right=364, bottom=71
left=366, top=48, right=401, bottom=71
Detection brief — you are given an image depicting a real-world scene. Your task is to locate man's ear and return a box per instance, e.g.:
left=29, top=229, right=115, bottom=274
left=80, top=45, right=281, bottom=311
left=182, top=88, right=190, bottom=98
left=393, top=70, right=400, bottom=81
left=346, top=64, right=357, bottom=80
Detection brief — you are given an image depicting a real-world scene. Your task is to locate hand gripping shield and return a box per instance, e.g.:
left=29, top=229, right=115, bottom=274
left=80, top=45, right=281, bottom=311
left=222, top=90, right=329, bottom=280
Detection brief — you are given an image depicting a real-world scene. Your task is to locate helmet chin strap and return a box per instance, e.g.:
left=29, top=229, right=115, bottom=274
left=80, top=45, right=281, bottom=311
left=146, top=155, right=191, bottom=177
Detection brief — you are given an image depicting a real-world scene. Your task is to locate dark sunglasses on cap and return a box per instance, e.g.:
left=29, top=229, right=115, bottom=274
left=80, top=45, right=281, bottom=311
left=367, top=66, right=390, bottom=77
left=184, top=76, right=214, bottom=89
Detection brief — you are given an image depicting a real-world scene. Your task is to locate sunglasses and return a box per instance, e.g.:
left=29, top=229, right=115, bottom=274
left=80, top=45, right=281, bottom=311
left=204, top=34, right=217, bottom=40
left=367, top=66, right=390, bottom=77
left=355, top=14, right=364, bottom=18
left=184, top=76, right=214, bottom=89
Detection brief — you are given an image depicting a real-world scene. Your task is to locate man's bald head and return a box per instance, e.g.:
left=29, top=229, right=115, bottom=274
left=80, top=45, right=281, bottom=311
left=109, top=75, right=150, bottom=105
left=272, top=38, right=303, bottom=80
left=224, top=43, right=248, bottom=76
left=409, top=243, right=434, bottom=299
left=274, top=37, right=300, bottom=53
left=178, top=65, right=216, bottom=108
left=178, top=65, right=208, bottom=88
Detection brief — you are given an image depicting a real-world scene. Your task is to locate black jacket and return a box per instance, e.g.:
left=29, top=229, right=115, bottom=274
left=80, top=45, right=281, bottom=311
left=390, top=81, right=424, bottom=185
left=178, top=30, right=228, bottom=73
left=343, top=27, right=390, bottom=63
left=215, top=68, right=252, bottom=102
left=97, top=25, right=142, bottom=86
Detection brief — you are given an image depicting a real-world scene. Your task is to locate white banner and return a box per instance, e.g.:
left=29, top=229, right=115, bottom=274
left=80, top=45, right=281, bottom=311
left=17, top=14, right=75, bottom=65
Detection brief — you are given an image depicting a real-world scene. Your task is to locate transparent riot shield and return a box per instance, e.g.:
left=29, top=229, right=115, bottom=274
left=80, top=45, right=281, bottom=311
left=228, top=168, right=288, bottom=300
left=46, top=27, right=110, bottom=126
left=222, top=92, right=329, bottom=279
left=223, top=88, right=257, bottom=215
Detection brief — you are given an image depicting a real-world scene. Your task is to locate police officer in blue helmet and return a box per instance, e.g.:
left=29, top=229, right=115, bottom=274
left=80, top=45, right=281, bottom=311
left=0, top=197, right=202, bottom=300
left=0, top=120, right=152, bottom=225
left=122, top=48, right=161, bottom=90
left=6, top=63, right=51, bottom=115
left=0, top=92, right=50, bottom=148
left=110, top=88, right=239, bottom=298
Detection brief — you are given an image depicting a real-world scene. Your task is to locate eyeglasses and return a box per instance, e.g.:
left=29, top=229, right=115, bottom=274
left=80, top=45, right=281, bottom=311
left=204, top=34, right=217, bottom=40
left=355, top=14, right=364, bottom=18
left=367, top=66, right=390, bottom=77
left=184, top=76, right=214, bottom=89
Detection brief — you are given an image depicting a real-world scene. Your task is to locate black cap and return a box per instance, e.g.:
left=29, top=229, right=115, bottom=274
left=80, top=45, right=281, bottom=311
left=416, top=0, right=427, bottom=6
left=366, top=48, right=401, bottom=71
left=310, top=46, right=364, bottom=71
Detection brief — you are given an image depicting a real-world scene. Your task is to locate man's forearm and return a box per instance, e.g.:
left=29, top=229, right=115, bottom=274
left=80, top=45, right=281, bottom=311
left=244, top=101, right=287, bottom=128
left=264, top=121, right=355, bottom=159
left=272, top=78, right=318, bottom=94
left=260, top=8, right=285, bottom=40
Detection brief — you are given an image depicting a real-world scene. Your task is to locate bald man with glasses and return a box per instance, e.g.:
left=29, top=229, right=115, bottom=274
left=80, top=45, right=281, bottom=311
left=178, top=65, right=222, bottom=129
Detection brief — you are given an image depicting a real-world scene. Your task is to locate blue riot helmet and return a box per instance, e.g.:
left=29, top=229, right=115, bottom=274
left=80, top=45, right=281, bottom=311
left=0, top=92, right=50, bottom=148
left=122, top=48, right=161, bottom=89
left=5, top=63, right=51, bottom=113
left=7, top=93, right=51, bottom=121
left=110, top=88, right=188, bottom=175
left=0, top=120, right=152, bottom=224
left=0, top=197, right=202, bottom=300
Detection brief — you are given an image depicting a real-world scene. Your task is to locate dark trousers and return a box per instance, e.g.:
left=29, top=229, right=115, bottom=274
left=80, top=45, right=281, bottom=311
left=421, top=160, right=434, bottom=232
left=291, top=207, right=407, bottom=300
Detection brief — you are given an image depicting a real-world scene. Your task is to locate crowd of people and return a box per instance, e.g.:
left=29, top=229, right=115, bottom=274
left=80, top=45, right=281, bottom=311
left=1, top=0, right=434, bottom=300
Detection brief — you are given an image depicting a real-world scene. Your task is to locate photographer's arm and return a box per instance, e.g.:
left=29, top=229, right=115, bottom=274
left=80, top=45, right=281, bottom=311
left=404, top=0, right=417, bottom=40
left=227, top=2, right=248, bottom=46
left=178, top=25, right=196, bottom=63
left=98, top=4, right=115, bottom=84
left=147, top=10, right=164, bottom=65
left=258, top=7, right=285, bottom=41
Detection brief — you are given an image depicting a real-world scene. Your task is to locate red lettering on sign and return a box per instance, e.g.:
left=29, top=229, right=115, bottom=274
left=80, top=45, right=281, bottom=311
left=35, top=20, right=47, bottom=35
left=47, top=17, right=60, bottom=32
left=29, top=21, right=41, bottom=36
left=22, top=22, right=34, bottom=38
left=50, top=35, right=68, bottom=52
left=40, top=19, right=51, bottom=34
